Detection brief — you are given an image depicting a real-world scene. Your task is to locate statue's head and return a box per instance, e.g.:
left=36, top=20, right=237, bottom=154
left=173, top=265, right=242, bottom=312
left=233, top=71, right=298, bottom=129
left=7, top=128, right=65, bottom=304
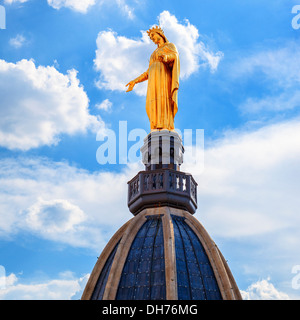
left=147, top=26, right=168, bottom=44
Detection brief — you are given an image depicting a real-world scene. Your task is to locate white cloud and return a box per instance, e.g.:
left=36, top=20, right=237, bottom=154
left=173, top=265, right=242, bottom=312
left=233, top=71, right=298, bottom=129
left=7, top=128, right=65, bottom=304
left=116, top=0, right=134, bottom=19
left=1, top=116, right=299, bottom=251
left=0, top=156, right=141, bottom=249
left=9, top=34, right=27, bottom=48
left=26, top=198, right=86, bottom=235
left=183, top=118, right=300, bottom=238
left=233, top=41, right=300, bottom=86
left=47, top=0, right=134, bottom=17
left=159, top=10, right=223, bottom=77
left=47, top=0, right=96, bottom=13
left=95, top=98, right=112, bottom=112
left=0, top=272, right=89, bottom=300
left=94, top=10, right=223, bottom=95
left=240, top=90, right=300, bottom=114
left=0, top=115, right=299, bottom=295
left=0, top=59, right=103, bottom=151
left=5, top=0, right=135, bottom=17
left=241, top=278, right=290, bottom=300
left=180, top=118, right=300, bottom=296
left=232, top=41, right=300, bottom=114
left=94, top=29, right=151, bottom=95
left=4, top=0, right=28, bottom=4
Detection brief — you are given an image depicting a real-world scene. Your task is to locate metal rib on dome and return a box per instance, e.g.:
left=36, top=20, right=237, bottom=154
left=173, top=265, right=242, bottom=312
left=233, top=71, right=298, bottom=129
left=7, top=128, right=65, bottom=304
left=91, top=240, right=120, bottom=300
left=81, top=207, right=242, bottom=300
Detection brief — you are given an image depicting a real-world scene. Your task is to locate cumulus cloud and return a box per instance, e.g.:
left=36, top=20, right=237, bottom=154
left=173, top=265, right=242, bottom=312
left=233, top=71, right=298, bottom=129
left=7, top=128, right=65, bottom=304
left=47, top=0, right=134, bottom=17
left=26, top=198, right=86, bottom=235
left=241, top=278, right=289, bottom=300
left=0, top=117, right=300, bottom=297
left=0, top=156, right=141, bottom=249
left=94, top=29, right=151, bottom=95
left=94, top=10, right=223, bottom=95
left=180, top=118, right=300, bottom=297
left=1, top=116, right=300, bottom=251
left=159, top=10, right=223, bottom=77
left=0, top=272, right=89, bottom=300
left=182, top=118, right=300, bottom=238
left=47, top=0, right=96, bottom=13
left=5, top=0, right=135, bottom=16
left=9, top=34, right=27, bottom=48
left=95, top=98, right=113, bottom=112
left=0, top=59, right=102, bottom=151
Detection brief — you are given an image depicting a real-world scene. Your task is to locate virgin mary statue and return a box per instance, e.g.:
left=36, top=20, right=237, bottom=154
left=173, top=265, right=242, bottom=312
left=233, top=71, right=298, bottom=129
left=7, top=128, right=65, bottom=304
left=126, top=26, right=180, bottom=131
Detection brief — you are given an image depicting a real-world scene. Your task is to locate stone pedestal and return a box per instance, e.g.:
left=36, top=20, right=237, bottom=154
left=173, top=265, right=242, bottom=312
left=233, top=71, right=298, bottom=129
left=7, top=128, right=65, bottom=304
left=128, top=130, right=197, bottom=215
left=140, top=130, right=184, bottom=171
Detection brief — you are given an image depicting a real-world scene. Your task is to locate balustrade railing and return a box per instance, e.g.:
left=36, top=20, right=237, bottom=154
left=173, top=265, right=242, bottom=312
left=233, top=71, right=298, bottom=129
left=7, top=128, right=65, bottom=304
left=128, top=169, right=197, bottom=210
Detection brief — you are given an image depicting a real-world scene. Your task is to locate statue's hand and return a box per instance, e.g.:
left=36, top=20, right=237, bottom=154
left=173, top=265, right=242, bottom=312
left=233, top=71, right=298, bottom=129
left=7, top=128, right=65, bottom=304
left=157, top=51, right=168, bottom=63
left=126, top=80, right=136, bottom=92
left=156, top=51, right=163, bottom=60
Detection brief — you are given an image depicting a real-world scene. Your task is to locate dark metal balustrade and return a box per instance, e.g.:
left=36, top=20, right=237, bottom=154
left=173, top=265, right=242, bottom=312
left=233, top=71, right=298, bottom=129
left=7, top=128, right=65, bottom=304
left=128, top=169, right=197, bottom=215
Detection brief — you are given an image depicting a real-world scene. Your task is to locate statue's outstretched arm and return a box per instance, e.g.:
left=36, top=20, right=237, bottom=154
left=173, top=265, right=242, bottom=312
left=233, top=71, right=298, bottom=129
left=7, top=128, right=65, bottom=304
left=126, top=69, right=149, bottom=92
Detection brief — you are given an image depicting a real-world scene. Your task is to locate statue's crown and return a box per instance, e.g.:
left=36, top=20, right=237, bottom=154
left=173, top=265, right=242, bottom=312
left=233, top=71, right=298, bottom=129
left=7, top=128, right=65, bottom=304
left=147, top=26, right=164, bottom=37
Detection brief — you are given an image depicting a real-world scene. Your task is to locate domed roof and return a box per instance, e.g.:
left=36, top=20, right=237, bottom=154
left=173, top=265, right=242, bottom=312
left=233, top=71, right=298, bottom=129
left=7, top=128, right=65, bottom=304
left=82, top=207, right=241, bottom=300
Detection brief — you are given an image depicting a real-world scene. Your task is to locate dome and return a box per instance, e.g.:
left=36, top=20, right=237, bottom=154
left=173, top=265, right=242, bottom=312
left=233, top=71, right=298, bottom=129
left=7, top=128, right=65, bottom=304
left=81, top=207, right=241, bottom=300
left=81, top=131, right=242, bottom=300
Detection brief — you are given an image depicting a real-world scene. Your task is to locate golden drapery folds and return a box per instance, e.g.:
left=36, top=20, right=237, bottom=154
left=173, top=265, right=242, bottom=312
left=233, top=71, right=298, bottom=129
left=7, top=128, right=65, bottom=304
left=127, top=27, right=180, bottom=131
left=147, top=43, right=179, bottom=131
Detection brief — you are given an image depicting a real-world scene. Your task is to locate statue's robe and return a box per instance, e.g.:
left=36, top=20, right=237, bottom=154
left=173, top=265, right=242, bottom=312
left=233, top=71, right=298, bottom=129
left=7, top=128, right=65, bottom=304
left=138, top=43, right=180, bottom=131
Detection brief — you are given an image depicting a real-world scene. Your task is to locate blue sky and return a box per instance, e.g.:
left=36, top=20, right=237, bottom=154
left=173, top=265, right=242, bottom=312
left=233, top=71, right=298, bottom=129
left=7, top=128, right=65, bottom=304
left=0, top=0, right=300, bottom=299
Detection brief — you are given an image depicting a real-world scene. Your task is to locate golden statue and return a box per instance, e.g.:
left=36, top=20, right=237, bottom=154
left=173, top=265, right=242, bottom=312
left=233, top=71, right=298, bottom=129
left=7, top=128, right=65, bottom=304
left=126, top=26, right=180, bottom=131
